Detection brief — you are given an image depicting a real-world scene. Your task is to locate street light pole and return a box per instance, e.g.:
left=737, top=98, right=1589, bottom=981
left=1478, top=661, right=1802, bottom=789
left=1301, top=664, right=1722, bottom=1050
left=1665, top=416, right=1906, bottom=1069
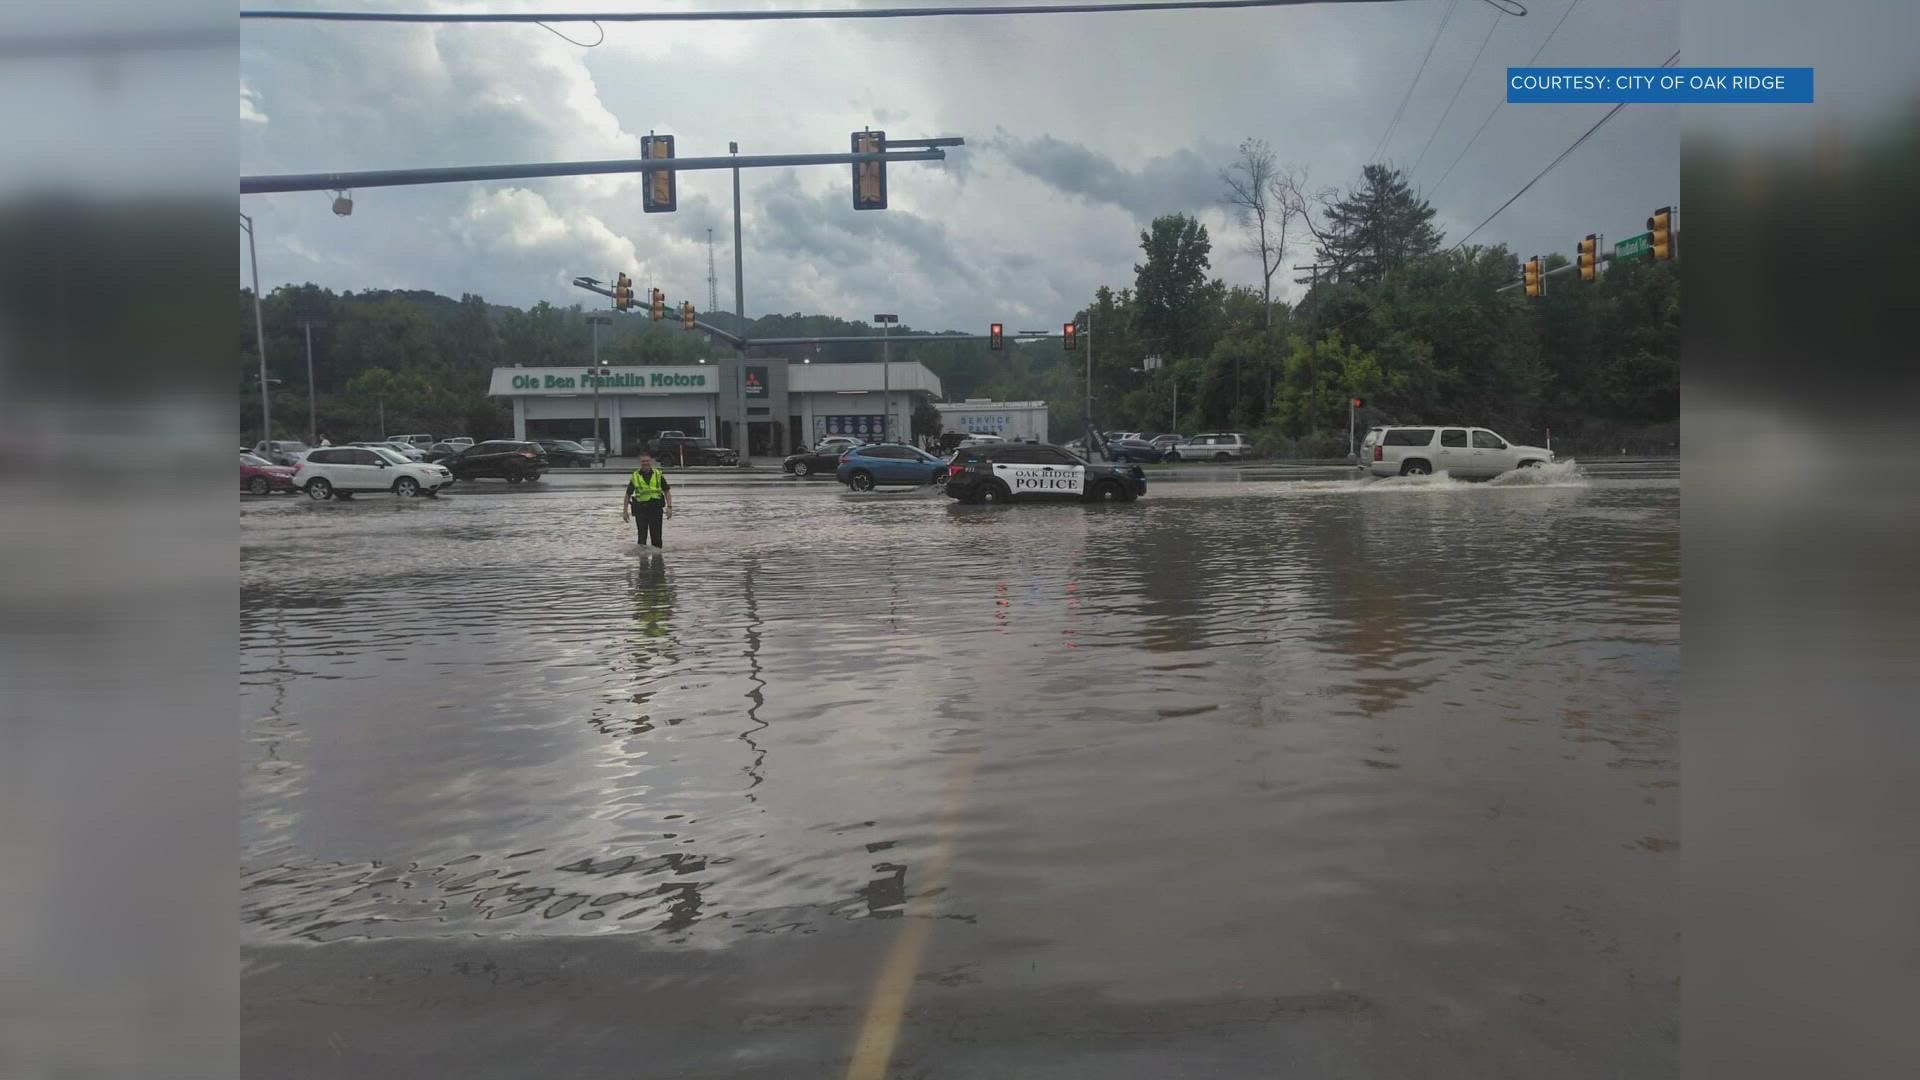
left=588, top=313, right=611, bottom=463
left=301, top=319, right=317, bottom=443
left=240, top=213, right=271, bottom=451
left=874, top=313, right=898, bottom=442
left=732, top=140, right=750, bottom=464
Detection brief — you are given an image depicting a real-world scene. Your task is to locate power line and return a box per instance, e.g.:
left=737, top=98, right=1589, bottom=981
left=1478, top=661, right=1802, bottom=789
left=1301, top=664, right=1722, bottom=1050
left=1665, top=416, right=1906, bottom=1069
left=1427, top=0, right=1579, bottom=195
left=1370, top=0, right=1461, bottom=165
left=1447, top=47, right=1680, bottom=252
left=239, top=1, right=1529, bottom=24
left=1408, top=5, right=1503, bottom=178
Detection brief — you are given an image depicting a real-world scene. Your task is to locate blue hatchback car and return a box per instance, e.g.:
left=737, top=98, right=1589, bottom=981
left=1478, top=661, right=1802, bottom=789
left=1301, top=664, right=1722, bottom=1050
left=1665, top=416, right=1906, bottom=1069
left=835, top=443, right=947, bottom=491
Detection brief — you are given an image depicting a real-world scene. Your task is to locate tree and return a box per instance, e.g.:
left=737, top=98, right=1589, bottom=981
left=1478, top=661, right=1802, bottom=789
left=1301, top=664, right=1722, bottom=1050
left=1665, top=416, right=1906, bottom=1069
left=1132, top=214, right=1224, bottom=360
left=1220, top=139, right=1283, bottom=331
left=911, top=400, right=943, bottom=444
left=1314, top=164, right=1442, bottom=288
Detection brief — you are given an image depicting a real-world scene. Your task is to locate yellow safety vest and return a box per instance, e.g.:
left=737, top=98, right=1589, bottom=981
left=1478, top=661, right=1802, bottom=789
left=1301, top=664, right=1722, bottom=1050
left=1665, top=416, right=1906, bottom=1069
left=629, top=469, right=664, bottom=502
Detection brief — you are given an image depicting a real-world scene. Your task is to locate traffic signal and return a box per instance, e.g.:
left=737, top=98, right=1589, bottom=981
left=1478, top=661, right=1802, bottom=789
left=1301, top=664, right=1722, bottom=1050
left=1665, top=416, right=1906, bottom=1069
left=1062, top=322, right=1077, bottom=350
left=649, top=288, right=666, bottom=321
left=612, top=272, right=633, bottom=311
left=1523, top=256, right=1545, bottom=299
left=851, top=129, right=887, bottom=211
left=642, top=134, right=676, bottom=213
left=1647, top=206, right=1673, bottom=260
left=1351, top=397, right=1365, bottom=409
left=1577, top=234, right=1598, bottom=282
left=680, top=301, right=696, bottom=330
left=988, top=323, right=1003, bottom=350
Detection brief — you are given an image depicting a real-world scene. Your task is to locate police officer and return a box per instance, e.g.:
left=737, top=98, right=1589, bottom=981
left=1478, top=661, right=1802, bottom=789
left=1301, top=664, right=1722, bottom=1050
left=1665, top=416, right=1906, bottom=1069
left=621, top=452, right=674, bottom=547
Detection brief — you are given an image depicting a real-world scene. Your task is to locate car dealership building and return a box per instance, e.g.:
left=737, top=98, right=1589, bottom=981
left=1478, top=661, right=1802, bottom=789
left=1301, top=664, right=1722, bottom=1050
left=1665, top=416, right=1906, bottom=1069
left=488, top=357, right=943, bottom=457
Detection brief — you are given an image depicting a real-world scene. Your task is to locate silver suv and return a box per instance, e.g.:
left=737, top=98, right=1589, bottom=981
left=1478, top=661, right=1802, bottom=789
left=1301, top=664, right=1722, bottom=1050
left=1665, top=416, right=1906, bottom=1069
left=1165, top=432, right=1252, bottom=462
left=1361, top=425, right=1552, bottom=479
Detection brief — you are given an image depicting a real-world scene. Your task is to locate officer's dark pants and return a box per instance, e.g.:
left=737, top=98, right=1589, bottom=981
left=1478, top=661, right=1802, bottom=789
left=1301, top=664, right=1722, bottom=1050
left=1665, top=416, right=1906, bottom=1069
left=631, top=500, right=664, bottom=547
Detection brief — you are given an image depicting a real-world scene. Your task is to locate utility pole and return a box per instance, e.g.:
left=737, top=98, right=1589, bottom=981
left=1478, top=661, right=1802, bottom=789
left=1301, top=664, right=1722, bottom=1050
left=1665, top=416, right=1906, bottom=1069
left=240, top=213, right=271, bottom=451
left=588, top=313, right=611, bottom=463
left=1084, top=307, right=1094, bottom=437
left=295, top=314, right=325, bottom=444
left=707, top=228, right=719, bottom=313
left=732, top=140, right=749, bottom=463
left=874, top=313, right=898, bottom=442
left=377, top=393, right=385, bottom=438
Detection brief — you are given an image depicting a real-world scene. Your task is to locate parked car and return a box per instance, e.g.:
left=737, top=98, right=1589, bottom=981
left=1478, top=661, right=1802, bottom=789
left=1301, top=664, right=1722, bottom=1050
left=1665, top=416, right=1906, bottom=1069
left=252, top=439, right=310, bottom=466
left=442, top=440, right=548, bottom=482
left=834, top=443, right=947, bottom=491
left=444, top=437, right=475, bottom=449
left=656, top=430, right=686, bottom=440
left=578, top=437, right=603, bottom=457
left=1149, top=433, right=1185, bottom=452
left=650, top=435, right=738, bottom=466
left=1104, top=438, right=1166, bottom=464
left=240, top=452, right=296, bottom=495
left=1165, top=433, right=1253, bottom=462
left=1362, top=425, right=1552, bottom=479
left=783, top=443, right=848, bottom=478
left=292, top=446, right=454, bottom=500
left=386, top=434, right=434, bottom=450
left=944, top=442, right=1146, bottom=504
left=352, top=440, right=425, bottom=462
left=533, top=439, right=595, bottom=468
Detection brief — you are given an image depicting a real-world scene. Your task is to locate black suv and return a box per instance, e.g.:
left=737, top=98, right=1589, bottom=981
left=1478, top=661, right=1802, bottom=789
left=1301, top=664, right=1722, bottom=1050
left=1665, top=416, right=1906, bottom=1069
left=444, top=440, right=547, bottom=482
left=649, top=435, right=738, bottom=467
left=533, top=439, right=595, bottom=467
left=945, top=442, right=1146, bottom=504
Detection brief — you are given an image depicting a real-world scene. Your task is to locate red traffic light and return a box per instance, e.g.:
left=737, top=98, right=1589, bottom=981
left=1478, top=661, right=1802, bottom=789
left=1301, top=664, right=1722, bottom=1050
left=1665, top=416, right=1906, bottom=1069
left=989, top=322, right=1003, bottom=350
left=1352, top=398, right=1364, bottom=409
left=1062, top=322, right=1077, bottom=350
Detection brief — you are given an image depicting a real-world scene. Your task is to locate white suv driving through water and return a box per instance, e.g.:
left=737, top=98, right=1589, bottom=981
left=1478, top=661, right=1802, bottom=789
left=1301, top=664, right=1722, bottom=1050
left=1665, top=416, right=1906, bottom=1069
left=1361, top=425, right=1553, bottom=479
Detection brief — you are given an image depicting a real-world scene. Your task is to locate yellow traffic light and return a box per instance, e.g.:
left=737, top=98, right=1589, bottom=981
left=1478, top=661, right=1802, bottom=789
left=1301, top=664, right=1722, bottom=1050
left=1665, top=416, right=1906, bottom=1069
left=643, top=134, right=676, bottom=214
left=1577, top=234, right=1598, bottom=282
left=680, top=301, right=696, bottom=330
left=1523, top=256, right=1544, bottom=299
left=851, top=130, right=887, bottom=211
left=613, top=272, right=633, bottom=311
left=1648, top=206, right=1673, bottom=260
left=650, top=288, right=665, bottom=321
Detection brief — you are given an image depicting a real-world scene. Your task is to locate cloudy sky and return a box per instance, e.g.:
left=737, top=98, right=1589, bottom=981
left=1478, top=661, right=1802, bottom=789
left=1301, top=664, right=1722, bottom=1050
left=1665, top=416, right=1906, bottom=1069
left=239, top=0, right=1679, bottom=332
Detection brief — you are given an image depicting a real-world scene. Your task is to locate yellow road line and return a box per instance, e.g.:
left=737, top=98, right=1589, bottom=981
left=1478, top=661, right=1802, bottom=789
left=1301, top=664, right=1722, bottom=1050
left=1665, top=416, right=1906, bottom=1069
left=844, top=756, right=977, bottom=1080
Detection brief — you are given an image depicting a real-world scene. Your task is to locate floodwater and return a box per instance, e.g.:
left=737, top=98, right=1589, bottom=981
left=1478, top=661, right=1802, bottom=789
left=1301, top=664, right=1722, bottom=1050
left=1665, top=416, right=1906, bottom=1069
left=242, top=461, right=1679, bottom=1078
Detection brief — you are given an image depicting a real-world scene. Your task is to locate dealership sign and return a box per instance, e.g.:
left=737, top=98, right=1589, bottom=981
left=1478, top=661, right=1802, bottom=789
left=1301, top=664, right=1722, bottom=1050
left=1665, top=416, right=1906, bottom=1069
left=489, top=367, right=711, bottom=396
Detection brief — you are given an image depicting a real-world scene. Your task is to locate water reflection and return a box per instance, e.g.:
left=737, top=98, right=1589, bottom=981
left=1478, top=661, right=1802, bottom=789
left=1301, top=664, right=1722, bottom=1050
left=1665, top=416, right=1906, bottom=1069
left=242, top=472, right=1677, bottom=949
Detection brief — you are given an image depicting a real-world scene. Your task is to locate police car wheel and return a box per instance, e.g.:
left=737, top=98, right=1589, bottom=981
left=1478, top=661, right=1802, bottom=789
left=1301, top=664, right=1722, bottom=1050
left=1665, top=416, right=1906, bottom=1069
left=849, top=471, right=875, bottom=492
left=1093, top=480, right=1125, bottom=502
left=979, top=482, right=1009, bottom=504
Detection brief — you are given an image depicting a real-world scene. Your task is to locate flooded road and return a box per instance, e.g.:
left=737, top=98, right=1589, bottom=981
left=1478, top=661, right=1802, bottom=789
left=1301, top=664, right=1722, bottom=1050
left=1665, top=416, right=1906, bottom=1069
left=242, top=461, right=1678, bottom=1078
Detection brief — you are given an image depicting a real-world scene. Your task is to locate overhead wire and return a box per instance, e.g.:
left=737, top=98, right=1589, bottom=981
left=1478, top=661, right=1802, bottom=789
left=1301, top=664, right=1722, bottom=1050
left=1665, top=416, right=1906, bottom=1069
left=1427, top=0, right=1579, bottom=195
left=1447, top=46, right=1681, bottom=251
left=1369, top=0, right=1461, bottom=166
left=1407, top=4, right=1503, bottom=178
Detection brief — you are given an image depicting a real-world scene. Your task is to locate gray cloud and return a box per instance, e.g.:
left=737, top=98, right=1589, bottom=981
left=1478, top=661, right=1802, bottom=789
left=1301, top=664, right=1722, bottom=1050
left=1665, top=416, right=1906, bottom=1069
left=240, top=1, right=1679, bottom=329
left=989, top=133, right=1230, bottom=222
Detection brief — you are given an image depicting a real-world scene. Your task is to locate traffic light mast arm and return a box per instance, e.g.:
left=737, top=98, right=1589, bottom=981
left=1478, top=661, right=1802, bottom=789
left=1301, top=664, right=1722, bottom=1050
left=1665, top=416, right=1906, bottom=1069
left=1495, top=240, right=1680, bottom=294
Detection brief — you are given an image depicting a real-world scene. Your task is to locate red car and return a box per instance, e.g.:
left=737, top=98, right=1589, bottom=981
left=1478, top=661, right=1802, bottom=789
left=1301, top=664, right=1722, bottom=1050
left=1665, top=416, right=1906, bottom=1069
left=241, top=452, right=297, bottom=495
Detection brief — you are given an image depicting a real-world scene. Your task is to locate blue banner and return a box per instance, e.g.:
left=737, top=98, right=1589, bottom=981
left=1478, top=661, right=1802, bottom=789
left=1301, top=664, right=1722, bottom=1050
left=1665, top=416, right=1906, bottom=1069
left=1507, top=67, right=1813, bottom=104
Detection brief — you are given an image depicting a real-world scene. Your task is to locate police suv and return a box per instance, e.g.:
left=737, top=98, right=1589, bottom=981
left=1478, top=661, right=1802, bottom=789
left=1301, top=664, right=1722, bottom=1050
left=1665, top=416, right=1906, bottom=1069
left=943, top=441, right=1147, bottom=504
